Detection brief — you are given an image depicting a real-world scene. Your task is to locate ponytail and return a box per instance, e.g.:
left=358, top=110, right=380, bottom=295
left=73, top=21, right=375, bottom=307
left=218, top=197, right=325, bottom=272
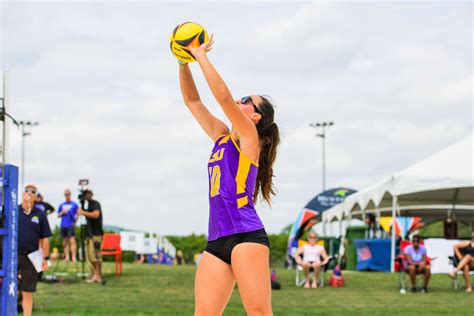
left=253, top=96, right=280, bottom=206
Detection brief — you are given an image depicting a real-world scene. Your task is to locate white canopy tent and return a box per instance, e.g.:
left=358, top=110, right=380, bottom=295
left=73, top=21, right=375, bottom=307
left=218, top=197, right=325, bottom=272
left=322, top=134, right=474, bottom=271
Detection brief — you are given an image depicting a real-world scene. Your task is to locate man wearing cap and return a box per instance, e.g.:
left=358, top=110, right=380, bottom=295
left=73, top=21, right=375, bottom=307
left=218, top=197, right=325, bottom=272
left=78, top=188, right=103, bottom=283
left=57, top=189, right=79, bottom=262
left=18, top=184, right=52, bottom=316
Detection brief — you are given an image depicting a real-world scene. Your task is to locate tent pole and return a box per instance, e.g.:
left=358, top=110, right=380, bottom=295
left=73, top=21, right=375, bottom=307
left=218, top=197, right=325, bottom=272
left=376, top=207, right=381, bottom=238
left=339, top=217, right=343, bottom=238
left=390, top=195, right=398, bottom=272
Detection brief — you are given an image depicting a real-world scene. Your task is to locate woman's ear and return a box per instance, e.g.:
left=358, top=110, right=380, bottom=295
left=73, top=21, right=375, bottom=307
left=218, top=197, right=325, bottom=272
left=251, top=113, right=262, bottom=124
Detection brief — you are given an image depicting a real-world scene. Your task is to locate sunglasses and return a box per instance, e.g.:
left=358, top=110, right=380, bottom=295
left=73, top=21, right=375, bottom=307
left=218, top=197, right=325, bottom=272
left=413, top=240, right=420, bottom=243
left=309, top=236, right=316, bottom=239
left=241, top=96, right=261, bottom=114
left=25, top=189, right=37, bottom=195
left=65, top=193, right=71, bottom=196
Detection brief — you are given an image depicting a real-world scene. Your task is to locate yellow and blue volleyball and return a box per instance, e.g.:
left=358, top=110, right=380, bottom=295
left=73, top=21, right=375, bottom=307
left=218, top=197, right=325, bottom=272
left=170, top=22, right=209, bottom=63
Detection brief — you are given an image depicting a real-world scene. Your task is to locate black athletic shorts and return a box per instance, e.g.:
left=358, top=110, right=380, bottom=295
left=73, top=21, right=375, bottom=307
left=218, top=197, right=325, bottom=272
left=205, top=228, right=270, bottom=264
left=60, top=226, right=76, bottom=238
left=18, top=253, right=38, bottom=292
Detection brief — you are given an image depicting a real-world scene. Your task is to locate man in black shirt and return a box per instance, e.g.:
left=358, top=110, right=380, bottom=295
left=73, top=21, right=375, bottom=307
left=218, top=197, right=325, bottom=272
left=18, top=184, right=52, bottom=316
left=78, top=188, right=103, bottom=283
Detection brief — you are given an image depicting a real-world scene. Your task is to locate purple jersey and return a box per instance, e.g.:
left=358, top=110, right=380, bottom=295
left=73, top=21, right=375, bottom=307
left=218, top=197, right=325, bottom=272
left=207, top=135, right=264, bottom=241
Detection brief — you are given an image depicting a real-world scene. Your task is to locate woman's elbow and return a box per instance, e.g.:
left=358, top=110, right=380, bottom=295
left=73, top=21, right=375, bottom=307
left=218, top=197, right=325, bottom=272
left=184, top=100, right=201, bottom=109
left=215, top=94, right=234, bottom=106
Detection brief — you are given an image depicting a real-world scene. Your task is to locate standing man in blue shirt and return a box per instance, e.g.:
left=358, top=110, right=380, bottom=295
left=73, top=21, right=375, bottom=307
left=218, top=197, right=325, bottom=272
left=18, top=184, right=52, bottom=316
left=57, top=189, right=79, bottom=262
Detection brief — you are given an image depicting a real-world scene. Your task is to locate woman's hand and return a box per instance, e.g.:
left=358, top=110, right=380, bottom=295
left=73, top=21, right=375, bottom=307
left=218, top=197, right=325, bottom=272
left=189, top=34, right=214, bottom=60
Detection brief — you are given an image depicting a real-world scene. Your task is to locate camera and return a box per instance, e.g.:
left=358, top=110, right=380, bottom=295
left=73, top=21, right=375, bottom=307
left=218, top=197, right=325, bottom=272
left=78, top=179, right=89, bottom=203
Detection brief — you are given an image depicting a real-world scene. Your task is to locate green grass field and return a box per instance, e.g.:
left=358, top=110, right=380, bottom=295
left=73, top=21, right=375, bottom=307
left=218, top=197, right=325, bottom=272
left=32, top=262, right=473, bottom=315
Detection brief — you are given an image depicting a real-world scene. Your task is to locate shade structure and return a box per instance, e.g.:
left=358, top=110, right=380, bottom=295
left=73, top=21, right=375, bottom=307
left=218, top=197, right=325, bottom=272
left=322, top=134, right=474, bottom=223
left=321, top=134, right=474, bottom=271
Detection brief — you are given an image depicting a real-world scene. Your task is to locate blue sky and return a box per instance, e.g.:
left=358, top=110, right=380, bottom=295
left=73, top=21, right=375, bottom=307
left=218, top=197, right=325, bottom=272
left=1, top=1, right=472, bottom=235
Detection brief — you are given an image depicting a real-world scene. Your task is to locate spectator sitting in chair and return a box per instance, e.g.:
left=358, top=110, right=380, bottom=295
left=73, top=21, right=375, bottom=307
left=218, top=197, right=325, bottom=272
left=295, top=232, right=329, bottom=289
left=404, top=235, right=431, bottom=293
left=449, top=231, right=474, bottom=293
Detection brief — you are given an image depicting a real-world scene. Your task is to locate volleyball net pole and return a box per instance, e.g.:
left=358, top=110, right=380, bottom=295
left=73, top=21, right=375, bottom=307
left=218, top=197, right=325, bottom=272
left=0, top=71, right=19, bottom=316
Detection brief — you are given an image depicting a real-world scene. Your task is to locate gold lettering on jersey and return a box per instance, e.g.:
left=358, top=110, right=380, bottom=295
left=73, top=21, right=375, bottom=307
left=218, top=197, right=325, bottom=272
left=209, top=166, right=221, bottom=197
left=208, top=148, right=225, bottom=163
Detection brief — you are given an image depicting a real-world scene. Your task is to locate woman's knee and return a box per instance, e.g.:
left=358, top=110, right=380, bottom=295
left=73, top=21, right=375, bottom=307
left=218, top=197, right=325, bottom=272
left=195, top=305, right=222, bottom=316
left=243, top=301, right=272, bottom=316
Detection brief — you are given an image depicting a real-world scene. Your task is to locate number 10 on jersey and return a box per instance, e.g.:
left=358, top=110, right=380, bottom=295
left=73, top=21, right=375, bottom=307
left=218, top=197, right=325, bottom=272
left=209, top=165, right=221, bottom=197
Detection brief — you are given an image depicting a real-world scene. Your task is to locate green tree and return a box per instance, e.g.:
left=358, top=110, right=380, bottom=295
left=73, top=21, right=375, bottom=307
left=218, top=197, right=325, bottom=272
left=167, top=233, right=208, bottom=264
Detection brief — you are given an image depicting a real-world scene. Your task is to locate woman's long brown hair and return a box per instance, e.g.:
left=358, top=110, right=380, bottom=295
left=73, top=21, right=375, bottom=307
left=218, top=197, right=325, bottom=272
left=253, top=96, right=280, bottom=205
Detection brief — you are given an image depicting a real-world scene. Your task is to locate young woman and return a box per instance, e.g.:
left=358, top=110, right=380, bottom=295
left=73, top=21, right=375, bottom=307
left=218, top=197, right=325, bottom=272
left=449, top=231, right=474, bottom=293
left=178, top=35, right=280, bottom=315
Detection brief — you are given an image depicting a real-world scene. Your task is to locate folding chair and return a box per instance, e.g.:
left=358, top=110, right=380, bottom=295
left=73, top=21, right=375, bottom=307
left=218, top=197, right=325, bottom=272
left=101, top=233, right=123, bottom=276
left=295, top=254, right=335, bottom=287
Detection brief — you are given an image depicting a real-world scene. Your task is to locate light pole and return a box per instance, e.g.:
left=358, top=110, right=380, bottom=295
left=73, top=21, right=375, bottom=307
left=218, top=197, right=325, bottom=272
left=19, top=121, right=39, bottom=190
left=310, top=121, right=334, bottom=191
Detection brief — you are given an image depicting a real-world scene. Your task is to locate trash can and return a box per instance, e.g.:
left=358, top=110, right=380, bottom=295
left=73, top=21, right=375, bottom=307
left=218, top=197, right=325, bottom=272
left=345, top=225, right=368, bottom=270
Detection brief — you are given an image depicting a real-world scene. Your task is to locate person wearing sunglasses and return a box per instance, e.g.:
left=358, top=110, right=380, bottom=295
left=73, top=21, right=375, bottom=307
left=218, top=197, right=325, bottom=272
left=295, top=232, right=329, bottom=288
left=404, top=235, right=431, bottom=293
left=178, top=35, right=280, bottom=315
left=18, top=184, right=52, bottom=316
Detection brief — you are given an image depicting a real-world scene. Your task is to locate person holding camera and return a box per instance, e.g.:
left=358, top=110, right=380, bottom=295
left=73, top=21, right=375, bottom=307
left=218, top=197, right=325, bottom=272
left=77, top=188, right=103, bottom=283
left=18, top=184, right=52, bottom=316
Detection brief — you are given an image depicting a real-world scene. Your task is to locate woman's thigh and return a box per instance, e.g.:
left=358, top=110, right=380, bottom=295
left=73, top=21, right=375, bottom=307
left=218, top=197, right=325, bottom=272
left=195, top=251, right=236, bottom=316
left=469, top=256, right=474, bottom=269
left=231, top=243, right=272, bottom=315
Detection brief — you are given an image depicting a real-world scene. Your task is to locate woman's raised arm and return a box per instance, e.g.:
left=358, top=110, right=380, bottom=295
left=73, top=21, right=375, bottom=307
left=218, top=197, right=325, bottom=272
left=179, top=63, right=229, bottom=141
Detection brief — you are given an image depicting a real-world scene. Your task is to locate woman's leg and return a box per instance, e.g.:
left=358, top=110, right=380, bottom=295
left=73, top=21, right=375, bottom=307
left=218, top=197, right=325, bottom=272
left=450, top=255, right=473, bottom=278
left=195, top=251, right=236, bottom=316
left=232, top=243, right=272, bottom=316
left=302, top=262, right=311, bottom=288
left=462, top=257, right=474, bottom=292
left=311, top=262, right=321, bottom=288
left=456, top=255, right=472, bottom=271
left=462, top=265, right=472, bottom=292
